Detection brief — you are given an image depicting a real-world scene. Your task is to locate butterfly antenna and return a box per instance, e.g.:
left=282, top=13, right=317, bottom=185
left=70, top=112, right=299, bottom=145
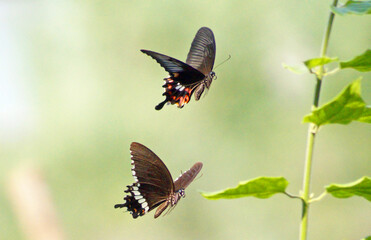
left=214, top=55, right=231, bottom=70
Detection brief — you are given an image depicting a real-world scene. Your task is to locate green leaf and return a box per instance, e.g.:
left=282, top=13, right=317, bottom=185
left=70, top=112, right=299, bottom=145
left=331, top=0, right=371, bottom=15
left=358, top=106, right=371, bottom=123
left=282, top=63, right=307, bottom=74
left=361, top=236, right=371, bottom=240
left=340, top=49, right=371, bottom=72
left=200, top=177, right=289, bottom=200
left=303, top=78, right=367, bottom=126
left=326, top=176, right=371, bottom=201
left=304, top=56, right=338, bottom=70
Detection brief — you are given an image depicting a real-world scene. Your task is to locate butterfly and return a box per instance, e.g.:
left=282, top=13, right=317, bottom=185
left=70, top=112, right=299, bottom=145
left=114, top=142, right=203, bottom=218
left=141, top=27, right=216, bottom=110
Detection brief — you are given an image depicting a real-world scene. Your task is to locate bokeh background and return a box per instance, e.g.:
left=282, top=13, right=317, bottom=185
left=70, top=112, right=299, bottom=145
left=1, top=1, right=370, bottom=240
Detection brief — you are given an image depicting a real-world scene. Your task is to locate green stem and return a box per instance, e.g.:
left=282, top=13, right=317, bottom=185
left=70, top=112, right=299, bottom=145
left=284, top=191, right=303, bottom=200
left=300, top=125, right=315, bottom=240
left=300, top=1, right=338, bottom=240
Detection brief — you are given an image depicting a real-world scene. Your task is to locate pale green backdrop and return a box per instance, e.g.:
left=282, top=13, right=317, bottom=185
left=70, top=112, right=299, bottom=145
left=1, top=1, right=370, bottom=240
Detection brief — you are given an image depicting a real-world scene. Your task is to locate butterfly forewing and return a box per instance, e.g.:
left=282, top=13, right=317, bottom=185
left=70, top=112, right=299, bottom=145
left=141, top=50, right=204, bottom=85
left=130, top=142, right=174, bottom=196
left=186, top=27, right=216, bottom=76
left=174, top=162, right=203, bottom=191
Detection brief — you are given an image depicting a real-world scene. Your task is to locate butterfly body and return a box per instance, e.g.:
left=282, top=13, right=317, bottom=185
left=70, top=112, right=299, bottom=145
left=115, top=142, right=203, bottom=218
left=141, top=27, right=216, bottom=110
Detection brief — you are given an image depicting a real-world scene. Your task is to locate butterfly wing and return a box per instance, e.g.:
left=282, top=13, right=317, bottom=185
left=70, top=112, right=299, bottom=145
left=186, top=27, right=216, bottom=76
left=174, top=162, right=203, bottom=191
left=141, top=50, right=206, bottom=110
left=141, top=50, right=204, bottom=85
left=115, top=142, right=174, bottom=218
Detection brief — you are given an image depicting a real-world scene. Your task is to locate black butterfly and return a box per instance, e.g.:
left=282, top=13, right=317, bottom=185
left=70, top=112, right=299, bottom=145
left=141, top=27, right=216, bottom=110
left=114, top=142, right=203, bottom=218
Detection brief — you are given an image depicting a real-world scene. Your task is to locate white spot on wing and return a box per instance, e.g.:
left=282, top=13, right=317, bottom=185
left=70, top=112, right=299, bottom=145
left=134, top=195, right=143, bottom=200
left=145, top=206, right=149, bottom=212
left=138, top=199, right=145, bottom=204
left=133, top=186, right=138, bottom=191
left=132, top=170, right=136, bottom=176
left=141, top=202, right=148, bottom=208
left=132, top=191, right=140, bottom=195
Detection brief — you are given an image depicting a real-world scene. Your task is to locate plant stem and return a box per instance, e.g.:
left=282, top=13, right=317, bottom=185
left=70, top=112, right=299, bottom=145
left=283, top=191, right=303, bottom=200
left=299, top=1, right=338, bottom=240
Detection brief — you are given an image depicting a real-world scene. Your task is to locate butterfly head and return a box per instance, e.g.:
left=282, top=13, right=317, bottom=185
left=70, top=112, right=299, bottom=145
left=178, top=188, right=186, bottom=198
left=209, top=71, right=217, bottom=82
left=210, top=71, right=216, bottom=80
left=170, top=188, right=186, bottom=206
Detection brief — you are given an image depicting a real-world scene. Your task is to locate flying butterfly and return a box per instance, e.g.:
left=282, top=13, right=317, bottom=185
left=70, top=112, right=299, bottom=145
left=114, top=142, right=203, bottom=218
left=141, top=27, right=216, bottom=110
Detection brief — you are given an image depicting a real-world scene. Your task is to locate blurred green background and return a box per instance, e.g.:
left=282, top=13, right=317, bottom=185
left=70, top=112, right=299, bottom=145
left=1, top=1, right=370, bottom=239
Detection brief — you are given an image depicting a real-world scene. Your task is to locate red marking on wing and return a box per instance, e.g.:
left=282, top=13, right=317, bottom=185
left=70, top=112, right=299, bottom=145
left=162, top=77, right=193, bottom=108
